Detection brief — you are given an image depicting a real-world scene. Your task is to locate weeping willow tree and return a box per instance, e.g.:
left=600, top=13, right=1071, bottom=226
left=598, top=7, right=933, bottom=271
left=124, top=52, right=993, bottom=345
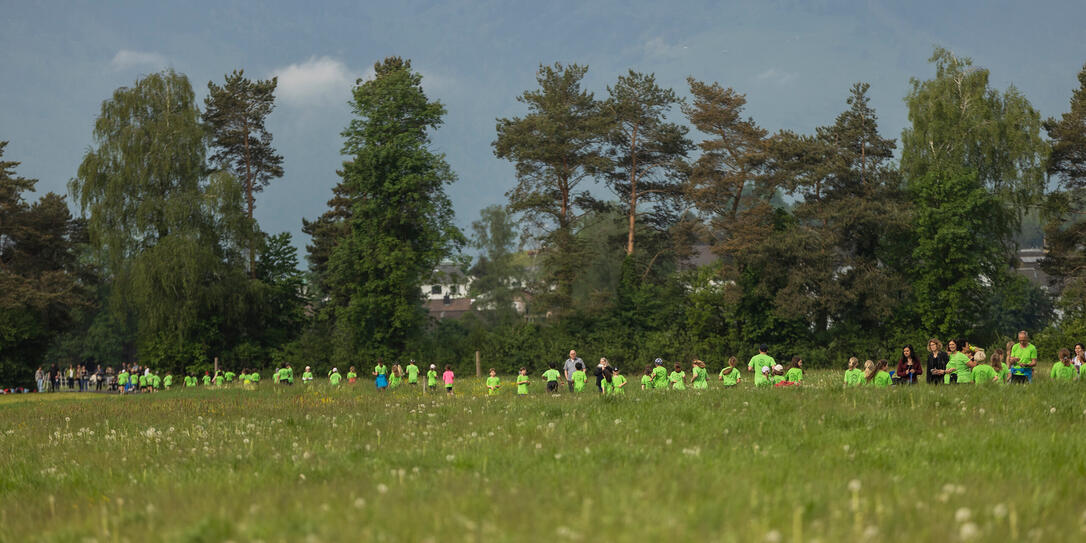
left=70, top=69, right=251, bottom=369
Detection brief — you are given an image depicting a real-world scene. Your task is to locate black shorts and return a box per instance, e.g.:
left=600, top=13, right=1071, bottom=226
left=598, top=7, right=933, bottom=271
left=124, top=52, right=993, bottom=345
left=1011, top=374, right=1030, bottom=384
left=546, top=381, right=558, bottom=392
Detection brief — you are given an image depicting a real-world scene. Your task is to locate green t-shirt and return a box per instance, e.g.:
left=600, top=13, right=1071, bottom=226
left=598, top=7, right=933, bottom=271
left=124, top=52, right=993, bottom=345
left=118, top=372, right=129, bottom=385
left=651, top=366, right=668, bottom=389
left=214, top=375, right=224, bottom=386
left=669, top=371, right=686, bottom=390
left=138, top=374, right=147, bottom=387
left=612, top=374, right=627, bottom=395
left=185, top=376, right=196, bottom=387
left=516, top=375, right=530, bottom=395
left=542, top=368, right=561, bottom=382
left=572, top=370, right=587, bottom=392
left=284, top=368, right=294, bottom=383
left=946, top=352, right=972, bottom=384
left=302, top=371, right=314, bottom=381
left=389, top=374, right=402, bottom=388
left=996, top=367, right=1009, bottom=385
left=347, top=371, right=357, bottom=380
left=250, top=372, right=260, bottom=383
left=224, top=372, right=236, bottom=382
left=487, top=376, right=501, bottom=395
left=203, top=375, right=212, bottom=385
left=163, top=375, right=173, bottom=388
left=152, top=375, right=162, bottom=389
left=329, top=372, right=342, bottom=386
left=406, top=364, right=420, bottom=383
left=754, top=371, right=770, bottom=387
left=691, top=366, right=708, bottom=389
left=873, top=371, right=892, bottom=388
left=785, top=367, right=803, bottom=382
left=719, top=367, right=740, bottom=386
left=640, top=375, right=652, bottom=389
left=748, top=353, right=775, bottom=372
left=972, top=364, right=997, bottom=384
left=1010, top=343, right=1038, bottom=368
left=1051, top=362, right=1075, bottom=381
left=844, top=368, right=864, bottom=387
left=771, top=374, right=784, bottom=385
left=427, top=370, right=438, bottom=386
left=373, top=364, right=387, bottom=376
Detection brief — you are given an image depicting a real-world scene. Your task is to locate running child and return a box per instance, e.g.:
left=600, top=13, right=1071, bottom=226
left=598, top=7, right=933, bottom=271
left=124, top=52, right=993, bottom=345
left=427, top=364, right=438, bottom=392
left=389, top=364, right=403, bottom=389
left=373, top=359, right=389, bottom=391
left=443, top=365, right=455, bottom=395
left=718, top=357, right=741, bottom=387
left=651, top=359, right=668, bottom=389
left=669, top=363, right=686, bottom=391
left=641, top=365, right=653, bottom=390
left=611, top=367, right=627, bottom=395
left=542, top=363, right=561, bottom=394
left=571, top=362, right=587, bottom=393
left=347, top=366, right=358, bottom=384
left=202, top=371, right=212, bottom=387
left=690, top=360, right=708, bottom=390
left=487, top=368, right=501, bottom=396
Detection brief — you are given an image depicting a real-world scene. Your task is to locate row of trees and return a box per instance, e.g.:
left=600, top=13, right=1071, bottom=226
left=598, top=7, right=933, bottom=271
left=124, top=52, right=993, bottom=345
left=2, top=48, right=1084, bottom=385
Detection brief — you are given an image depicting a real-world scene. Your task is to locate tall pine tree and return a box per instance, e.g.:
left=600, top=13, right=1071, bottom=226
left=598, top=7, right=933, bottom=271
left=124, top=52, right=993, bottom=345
left=318, top=57, right=463, bottom=361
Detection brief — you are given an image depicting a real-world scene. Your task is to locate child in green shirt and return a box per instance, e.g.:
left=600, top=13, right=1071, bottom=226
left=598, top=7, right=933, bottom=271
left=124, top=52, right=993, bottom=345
left=406, top=361, right=420, bottom=386
left=224, top=370, right=236, bottom=383
left=426, top=364, right=438, bottom=392
left=844, top=357, right=864, bottom=387
left=669, top=364, right=687, bottom=391
left=784, top=357, right=804, bottom=383
left=640, top=365, right=653, bottom=390
left=329, top=368, right=342, bottom=386
left=572, top=362, right=587, bottom=393
left=486, top=368, right=501, bottom=396
left=971, top=351, right=997, bottom=385
left=872, top=360, right=892, bottom=388
left=754, top=366, right=771, bottom=387
left=690, top=360, right=708, bottom=389
left=771, top=365, right=785, bottom=385
left=611, top=368, right=627, bottom=395
left=302, top=366, right=314, bottom=384
left=516, top=367, right=530, bottom=395
left=389, top=364, right=403, bottom=389
left=718, top=357, right=741, bottom=387
left=1052, top=349, right=1075, bottom=382
left=542, top=363, right=561, bottom=394
left=651, top=359, right=668, bottom=389
left=214, top=372, right=225, bottom=387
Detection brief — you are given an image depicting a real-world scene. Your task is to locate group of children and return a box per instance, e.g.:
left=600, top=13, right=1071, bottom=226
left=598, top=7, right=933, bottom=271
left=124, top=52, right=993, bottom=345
left=486, top=363, right=631, bottom=396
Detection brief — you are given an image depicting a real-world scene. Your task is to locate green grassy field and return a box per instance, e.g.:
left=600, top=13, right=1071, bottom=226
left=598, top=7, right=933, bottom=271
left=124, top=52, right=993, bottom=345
left=2, top=370, right=1085, bottom=542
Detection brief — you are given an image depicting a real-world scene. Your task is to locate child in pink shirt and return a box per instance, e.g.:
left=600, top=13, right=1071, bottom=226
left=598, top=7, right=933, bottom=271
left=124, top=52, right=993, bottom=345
left=442, top=365, right=455, bottom=395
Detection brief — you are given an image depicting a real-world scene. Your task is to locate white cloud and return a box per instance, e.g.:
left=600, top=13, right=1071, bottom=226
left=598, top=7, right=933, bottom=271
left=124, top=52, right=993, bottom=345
left=110, top=50, right=167, bottom=71
left=272, top=56, right=356, bottom=106
left=756, top=68, right=798, bottom=85
left=643, top=37, right=687, bottom=60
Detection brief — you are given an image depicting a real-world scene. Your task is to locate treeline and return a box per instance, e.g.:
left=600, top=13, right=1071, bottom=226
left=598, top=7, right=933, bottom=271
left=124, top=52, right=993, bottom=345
left=2, top=49, right=1085, bottom=385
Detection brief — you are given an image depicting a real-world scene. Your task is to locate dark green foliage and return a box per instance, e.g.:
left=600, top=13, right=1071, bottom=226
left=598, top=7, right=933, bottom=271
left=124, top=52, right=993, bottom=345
left=0, top=142, right=90, bottom=385
left=315, top=57, right=464, bottom=363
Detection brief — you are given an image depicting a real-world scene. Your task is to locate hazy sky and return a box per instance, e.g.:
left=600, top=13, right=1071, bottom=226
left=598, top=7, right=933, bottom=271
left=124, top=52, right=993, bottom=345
left=2, top=0, right=1084, bottom=257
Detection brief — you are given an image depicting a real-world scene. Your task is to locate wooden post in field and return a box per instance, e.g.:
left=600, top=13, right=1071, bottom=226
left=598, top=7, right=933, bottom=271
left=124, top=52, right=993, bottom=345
left=214, top=357, right=219, bottom=375
left=475, top=351, right=481, bottom=377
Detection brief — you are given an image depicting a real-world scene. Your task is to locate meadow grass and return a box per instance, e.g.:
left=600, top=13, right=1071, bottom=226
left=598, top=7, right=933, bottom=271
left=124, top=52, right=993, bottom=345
left=1, top=370, right=1085, bottom=542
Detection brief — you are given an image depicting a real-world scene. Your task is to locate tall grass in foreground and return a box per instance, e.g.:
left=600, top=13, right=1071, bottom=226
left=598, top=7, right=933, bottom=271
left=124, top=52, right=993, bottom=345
left=1, top=371, right=1085, bottom=542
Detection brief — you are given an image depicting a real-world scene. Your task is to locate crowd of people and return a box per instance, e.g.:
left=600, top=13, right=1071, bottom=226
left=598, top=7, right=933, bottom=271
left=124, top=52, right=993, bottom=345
left=15, top=331, right=1084, bottom=397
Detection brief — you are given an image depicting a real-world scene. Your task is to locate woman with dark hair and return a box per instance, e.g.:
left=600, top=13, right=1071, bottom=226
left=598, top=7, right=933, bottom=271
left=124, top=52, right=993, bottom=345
left=1072, top=343, right=1085, bottom=377
left=896, top=345, right=923, bottom=384
left=925, top=338, right=948, bottom=385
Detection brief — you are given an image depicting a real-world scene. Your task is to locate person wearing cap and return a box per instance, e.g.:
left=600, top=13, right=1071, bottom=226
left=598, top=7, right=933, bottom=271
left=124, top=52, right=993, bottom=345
left=755, top=366, right=771, bottom=387
left=406, top=360, right=420, bottom=386
left=329, top=368, right=343, bottom=386
left=770, top=364, right=785, bottom=385
left=748, top=345, right=775, bottom=374
left=302, top=366, right=314, bottom=384
left=651, top=358, right=668, bottom=389
left=564, top=350, right=583, bottom=393
left=426, top=364, right=438, bottom=392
